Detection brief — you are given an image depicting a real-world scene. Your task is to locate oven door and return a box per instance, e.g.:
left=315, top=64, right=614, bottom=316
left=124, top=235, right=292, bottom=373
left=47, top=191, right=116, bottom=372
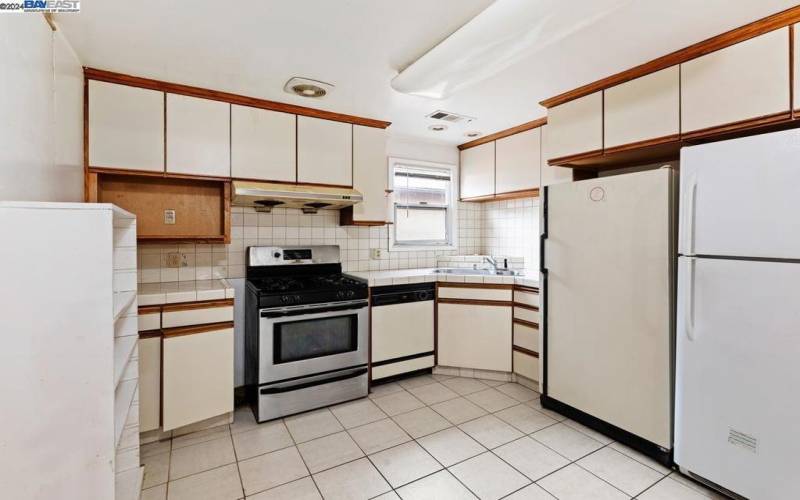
left=259, top=299, right=368, bottom=384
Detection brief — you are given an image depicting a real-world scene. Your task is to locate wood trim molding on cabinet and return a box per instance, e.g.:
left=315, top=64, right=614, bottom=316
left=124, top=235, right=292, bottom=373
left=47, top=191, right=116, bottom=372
left=138, top=305, right=162, bottom=315
left=231, top=176, right=352, bottom=189
left=459, top=194, right=497, bottom=202
left=458, top=117, right=547, bottom=150
left=162, top=321, right=234, bottom=338
left=513, top=285, right=540, bottom=293
left=139, top=330, right=163, bottom=340
left=338, top=205, right=387, bottom=226
left=437, top=282, right=514, bottom=290
left=438, top=298, right=513, bottom=307
left=513, top=303, right=539, bottom=312
left=547, top=148, right=604, bottom=167
left=540, top=5, right=800, bottom=108
left=602, top=133, right=681, bottom=156
left=513, top=318, right=540, bottom=329
left=161, top=299, right=234, bottom=313
left=680, top=111, right=792, bottom=140
left=460, top=188, right=540, bottom=203
left=512, top=345, right=540, bottom=358
left=84, top=67, right=391, bottom=129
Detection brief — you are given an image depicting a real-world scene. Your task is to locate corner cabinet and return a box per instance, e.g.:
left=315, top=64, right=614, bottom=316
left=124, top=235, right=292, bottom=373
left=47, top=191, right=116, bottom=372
left=460, top=142, right=495, bottom=199
left=341, top=125, right=388, bottom=225
left=298, top=116, right=353, bottom=186
left=681, top=28, right=790, bottom=137
left=545, top=91, right=603, bottom=163
left=166, top=94, right=231, bottom=178
left=88, top=80, right=165, bottom=172
left=231, top=104, right=296, bottom=182
left=495, top=128, right=540, bottom=194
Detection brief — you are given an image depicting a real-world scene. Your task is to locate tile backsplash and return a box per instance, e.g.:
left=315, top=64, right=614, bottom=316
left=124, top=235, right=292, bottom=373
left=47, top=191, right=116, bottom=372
left=137, top=197, right=539, bottom=283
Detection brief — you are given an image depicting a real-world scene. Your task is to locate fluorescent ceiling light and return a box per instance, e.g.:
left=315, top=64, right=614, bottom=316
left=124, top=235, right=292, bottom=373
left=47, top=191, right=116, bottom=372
left=391, top=0, right=631, bottom=99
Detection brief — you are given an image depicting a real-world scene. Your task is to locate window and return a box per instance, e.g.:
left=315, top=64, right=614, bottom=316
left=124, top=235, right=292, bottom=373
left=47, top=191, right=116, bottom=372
left=388, top=158, right=457, bottom=250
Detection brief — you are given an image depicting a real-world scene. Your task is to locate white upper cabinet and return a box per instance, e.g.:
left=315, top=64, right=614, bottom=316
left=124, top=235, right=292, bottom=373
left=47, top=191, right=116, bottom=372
left=297, top=116, right=353, bottom=186
left=495, top=128, right=541, bottom=194
left=351, top=125, right=387, bottom=222
left=460, top=142, right=495, bottom=199
left=545, top=91, right=603, bottom=161
left=540, top=124, right=573, bottom=186
left=604, top=66, right=680, bottom=149
left=88, top=80, right=164, bottom=172
left=681, top=28, right=790, bottom=134
left=231, top=105, right=296, bottom=182
left=166, top=94, right=230, bottom=177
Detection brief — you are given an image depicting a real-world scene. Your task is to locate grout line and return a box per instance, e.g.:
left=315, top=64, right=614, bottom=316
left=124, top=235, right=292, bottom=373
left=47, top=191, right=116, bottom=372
left=227, top=424, right=246, bottom=499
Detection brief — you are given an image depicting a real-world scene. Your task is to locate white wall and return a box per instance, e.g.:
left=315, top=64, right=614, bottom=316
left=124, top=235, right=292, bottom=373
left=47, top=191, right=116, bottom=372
left=387, top=134, right=459, bottom=165
left=0, top=16, right=83, bottom=202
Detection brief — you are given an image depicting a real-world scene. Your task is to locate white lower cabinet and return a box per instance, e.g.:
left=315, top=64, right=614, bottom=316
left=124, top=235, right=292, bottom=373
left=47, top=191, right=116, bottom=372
left=513, top=351, right=539, bottom=381
left=138, top=336, right=161, bottom=433
left=437, top=302, right=512, bottom=372
left=162, top=325, right=234, bottom=431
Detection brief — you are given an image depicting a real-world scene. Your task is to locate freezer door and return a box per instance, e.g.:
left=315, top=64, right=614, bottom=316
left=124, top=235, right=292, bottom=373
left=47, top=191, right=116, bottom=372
left=545, top=168, right=674, bottom=449
left=675, top=256, right=800, bottom=499
left=679, top=129, right=800, bottom=259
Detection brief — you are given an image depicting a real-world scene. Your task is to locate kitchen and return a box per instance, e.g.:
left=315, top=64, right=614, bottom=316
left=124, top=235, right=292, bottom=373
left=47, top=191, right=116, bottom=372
left=2, top=1, right=799, bottom=499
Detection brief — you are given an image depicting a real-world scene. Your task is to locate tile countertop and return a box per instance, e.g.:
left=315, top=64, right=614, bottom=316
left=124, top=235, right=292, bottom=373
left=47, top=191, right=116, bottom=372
left=138, top=279, right=235, bottom=306
left=347, top=268, right=540, bottom=289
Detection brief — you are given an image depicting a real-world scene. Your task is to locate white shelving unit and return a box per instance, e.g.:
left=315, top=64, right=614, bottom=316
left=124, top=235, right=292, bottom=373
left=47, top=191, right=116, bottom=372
left=0, top=202, right=141, bottom=499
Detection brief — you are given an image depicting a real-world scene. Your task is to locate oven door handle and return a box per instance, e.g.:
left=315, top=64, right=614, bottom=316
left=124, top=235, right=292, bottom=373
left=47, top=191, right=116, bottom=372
left=261, top=299, right=368, bottom=318
left=259, top=367, right=368, bottom=394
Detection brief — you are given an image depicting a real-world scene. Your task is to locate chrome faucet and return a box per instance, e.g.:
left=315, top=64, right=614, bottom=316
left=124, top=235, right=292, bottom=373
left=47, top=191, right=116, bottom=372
left=484, top=256, right=498, bottom=271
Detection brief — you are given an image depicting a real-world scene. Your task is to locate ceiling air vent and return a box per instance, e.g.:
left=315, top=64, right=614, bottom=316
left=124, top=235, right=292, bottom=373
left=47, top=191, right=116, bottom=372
left=426, top=110, right=476, bottom=123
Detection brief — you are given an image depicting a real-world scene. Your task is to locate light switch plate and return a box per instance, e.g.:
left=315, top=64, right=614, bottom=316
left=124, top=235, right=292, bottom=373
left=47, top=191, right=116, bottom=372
left=370, top=248, right=383, bottom=260
left=166, top=253, right=186, bottom=268
left=164, top=209, right=176, bottom=225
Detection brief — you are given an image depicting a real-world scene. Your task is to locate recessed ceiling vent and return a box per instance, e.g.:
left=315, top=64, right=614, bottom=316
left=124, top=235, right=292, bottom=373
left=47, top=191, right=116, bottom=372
left=427, top=110, right=475, bottom=123
left=284, top=77, right=334, bottom=98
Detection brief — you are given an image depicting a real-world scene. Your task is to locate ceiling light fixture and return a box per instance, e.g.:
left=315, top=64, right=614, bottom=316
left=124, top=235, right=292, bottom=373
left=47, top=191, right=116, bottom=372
left=464, top=131, right=482, bottom=138
left=391, top=0, right=631, bottom=99
left=428, top=124, right=448, bottom=132
left=283, top=77, right=334, bottom=99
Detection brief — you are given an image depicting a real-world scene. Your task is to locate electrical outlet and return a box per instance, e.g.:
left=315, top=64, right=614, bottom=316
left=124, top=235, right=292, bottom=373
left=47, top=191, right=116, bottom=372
left=370, top=248, right=383, bottom=260
left=166, top=252, right=187, bottom=268
left=164, top=209, right=176, bottom=225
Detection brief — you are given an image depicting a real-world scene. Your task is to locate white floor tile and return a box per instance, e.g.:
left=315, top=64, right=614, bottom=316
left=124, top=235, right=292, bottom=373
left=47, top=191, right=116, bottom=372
left=169, top=436, right=236, bottom=481
left=369, top=441, right=442, bottom=488
left=232, top=420, right=294, bottom=460
left=238, top=446, right=309, bottom=496
left=141, top=440, right=171, bottom=459
left=368, top=382, right=405, bottom=399
left=537, top=463, right=628, bottom=500
left=372, top=390, right=426, bottom=416
left=230, top=406, right=259, bottom=435
left=562, top=418, right=614, bottom=445
left=494, top=404, right=558, bottom=434
left=440, top=377, right=490, bottom=395
left=171, top=425, right=230, bottom=450
left=459, top=414, right=524, bottom=449
left=284, top=408, right=344, bottom=444
left=245, top=477, right=321, bottom=500
left=503, top=483, right=557, bottom=499
left=578, top=447, right=664, bottom=496
left=430, top=397, right=488, bottom=425
left=297, top=431, right=364, bottom=473
left=608, top=441, right=672, bottom=475
left=396, top=470, right=477, bottom=500
left=465, top=388, right=518, bottom=413
left=347, top=418, right=411, bottom=455
left=494, top=436, right=570, bottom=481
left=142, top=449, right=170, bottom=488
left=449, top=452, right=531, bottom=500
left=638, top=476, right=721, bottom=499
left=140, top=484, right=166, bottom=500
left=167, top=463, right=243, bottom=500
left=392, top=406, right=452, bottom=438
left=407, top=382, right=459, bottom=405
left=495, top=382, right=539, bottom=402
left=531, top=423, right=604, bottom=461
left=417, top=427, right=486, bottom=467
left=312, top=457, right=391, bottom=500
left=397, top=374, right=437, bottom=390
left=330, top=398, right=387, bottom=429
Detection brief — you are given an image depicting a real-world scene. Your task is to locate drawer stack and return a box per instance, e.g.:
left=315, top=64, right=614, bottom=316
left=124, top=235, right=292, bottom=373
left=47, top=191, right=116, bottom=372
left=512, top=285, right=540, bottom=386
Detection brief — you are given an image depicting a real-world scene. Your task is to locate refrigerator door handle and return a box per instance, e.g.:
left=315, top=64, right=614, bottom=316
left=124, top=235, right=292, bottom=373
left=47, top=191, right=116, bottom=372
left=682, top=174, right=698, bottom=255
left=685, top=257, right=696, bottom=341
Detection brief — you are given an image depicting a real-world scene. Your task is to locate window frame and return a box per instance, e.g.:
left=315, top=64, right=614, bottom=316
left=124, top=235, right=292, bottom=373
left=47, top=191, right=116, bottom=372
left=388, top=157, right=458, bottom=251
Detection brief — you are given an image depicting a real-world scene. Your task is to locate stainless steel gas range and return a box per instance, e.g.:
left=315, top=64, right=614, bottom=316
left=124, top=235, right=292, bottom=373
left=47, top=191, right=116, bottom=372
left=244, top=245, right=369, bottom=422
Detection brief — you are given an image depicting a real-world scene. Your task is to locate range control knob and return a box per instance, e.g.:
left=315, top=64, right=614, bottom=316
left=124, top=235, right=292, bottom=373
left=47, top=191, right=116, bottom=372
left=294, top=295, right=301, bottom=303
left=417, top=291, right=430, bottom=301
left=280, top=295, right=290, bottom=304
left=346, top=290, right=355, bottom=298
left=336, top=290, right=346, bottom=299
left=273, top=252, right=281, bottom=259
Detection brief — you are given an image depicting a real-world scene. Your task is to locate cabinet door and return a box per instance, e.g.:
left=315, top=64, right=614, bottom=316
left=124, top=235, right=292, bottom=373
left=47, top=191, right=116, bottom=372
left=540, top=125, right=572, bottom=186
left=231, top=105, right=296, bottom=182
left=604, top=66, right=680, bottom=150
left=297, top=116, right=352, bottom=186
left=681, top=28, right=790, bottom=135
left=138, top=336, right=160, bottom=433
left=545, top=91, right=603, bottom=162
left=351, top=125, right=388, bottom=222
left=162, top=326, right=233, bottom=431
left=437, top=302, right=511, bottom=371
left=495, top=128, right=541, bottom=194
left=88, top=80, right=164, bottom=172
left=166, top=94, right=230, bottom=177
left=459, top=142, right=495, bottom=199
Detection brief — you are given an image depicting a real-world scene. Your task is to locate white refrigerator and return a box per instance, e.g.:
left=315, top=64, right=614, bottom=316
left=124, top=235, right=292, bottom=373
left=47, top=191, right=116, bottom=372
left=675, top=129, right=800, bottom=499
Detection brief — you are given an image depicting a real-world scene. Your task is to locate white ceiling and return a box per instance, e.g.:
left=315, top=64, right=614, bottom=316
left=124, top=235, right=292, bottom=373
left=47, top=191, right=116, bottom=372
left=57, top=0, right=798, bottom=146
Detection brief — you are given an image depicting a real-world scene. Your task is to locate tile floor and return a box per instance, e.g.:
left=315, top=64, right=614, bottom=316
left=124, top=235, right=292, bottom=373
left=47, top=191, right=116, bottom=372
left=139, top=374, right=727, bottom=500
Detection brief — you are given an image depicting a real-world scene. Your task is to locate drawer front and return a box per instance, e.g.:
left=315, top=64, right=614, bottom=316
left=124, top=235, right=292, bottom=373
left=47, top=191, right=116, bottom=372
left=371, top=355, right=435, bottom=381
left=513, top=323, right=539, bottom=352
left=513, top=351, right=539, bottom=381
left=514, top=306, right=540, bottom=324
left=162, top=304, right=233, bottom=328
left=138, top=311, right=161, bottom=332
left=513, top=290, right=539, bottom=307
left=437, top=286, right=512, bottom=302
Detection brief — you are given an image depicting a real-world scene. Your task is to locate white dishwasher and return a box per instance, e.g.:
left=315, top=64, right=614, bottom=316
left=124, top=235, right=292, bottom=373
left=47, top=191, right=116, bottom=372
left=370, top=282, right=435, bottom=381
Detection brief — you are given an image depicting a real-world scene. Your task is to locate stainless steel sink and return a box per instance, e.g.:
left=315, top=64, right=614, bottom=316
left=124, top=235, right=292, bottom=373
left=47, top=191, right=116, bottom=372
left=433, top=268, right=519, bottom=276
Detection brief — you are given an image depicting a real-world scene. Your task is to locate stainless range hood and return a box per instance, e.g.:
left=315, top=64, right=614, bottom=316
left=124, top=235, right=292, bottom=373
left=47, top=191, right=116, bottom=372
left=232, top=180, right=363, bottom=213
